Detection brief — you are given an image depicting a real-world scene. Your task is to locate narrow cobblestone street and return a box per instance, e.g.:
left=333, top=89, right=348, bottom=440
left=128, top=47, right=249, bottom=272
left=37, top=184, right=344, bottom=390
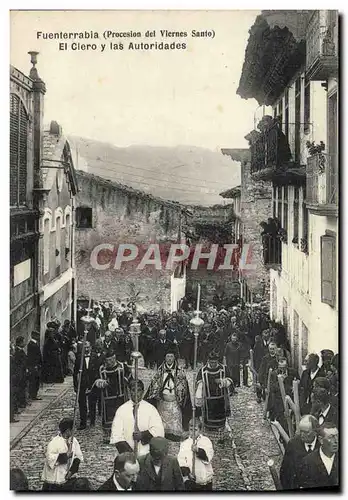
left=10, top=367, right=279, bottom=491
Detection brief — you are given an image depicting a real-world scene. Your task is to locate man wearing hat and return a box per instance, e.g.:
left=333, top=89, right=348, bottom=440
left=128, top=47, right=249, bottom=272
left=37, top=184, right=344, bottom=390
left=96, top=351, right=132, bottom=443
left=145, top=351, right=192, bottom=441
left=27, top=331, right=43, bottom=401
left=135, top=437, right=184, bottom=491
left=195, top=350, right=233, bottom=441
left=41, top=417, right=83, bottom=491
left=320, top=350, right=335, bottom=377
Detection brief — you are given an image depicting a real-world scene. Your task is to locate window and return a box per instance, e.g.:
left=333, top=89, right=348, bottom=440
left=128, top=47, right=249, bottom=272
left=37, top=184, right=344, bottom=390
left=293, top=187, right=299, bottom=244
left=44, top=218, right=50, bottom=275
left=278, top=99, right=283, bottom=131
left=293, top=310, right=300, bottom=369
left=271, top=280, right=277, bottom=320
left=277, top=186, right=282, bottom=224
left=56, top=217, right=61, bottom=272
left=302, top=187, right=309, bottom=252
left=283, top=186, right=288, bottom=233
left=273, top=186, right=277, bottom=218
left=301, top=322, right=309, bottom=366
left=284, top=89, right=289, bottom=141
left=328, top=92, right=338, bottom=205
left=65, top=214, right=71, bottom=260
left=295, top=77, right=302, bottom=162
left=76, top=207, right=92, bottom=228
left=282, top=298, right=288, bottom=332
left=321, top=232, right=336, bottom=307
left=304, top=79, right=311, bottom=134
left=10, top=94, right=28, bottom=207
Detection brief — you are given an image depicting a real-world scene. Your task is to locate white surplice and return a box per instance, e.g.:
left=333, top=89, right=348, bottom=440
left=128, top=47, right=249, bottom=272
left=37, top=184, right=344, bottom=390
left=110, top=399, right=164, bottom=456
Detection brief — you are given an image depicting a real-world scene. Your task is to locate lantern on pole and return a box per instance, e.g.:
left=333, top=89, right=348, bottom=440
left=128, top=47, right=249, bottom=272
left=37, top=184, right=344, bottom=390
left=189, top=285, right=204, bottom=480
left=190, top=284, right=204, bottom=371
left=129, top=317, right=142, bottom=456
left=69, top=300, right=94, bottom=469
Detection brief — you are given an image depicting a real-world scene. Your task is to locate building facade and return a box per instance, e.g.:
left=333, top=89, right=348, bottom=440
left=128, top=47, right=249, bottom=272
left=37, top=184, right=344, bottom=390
left=221, top=149, right=272, bottom=304
left=237, top=10, right=339, bottom=368
left=10, top=58, right=43, bottom=342
left=74, top=170, right=188, bottom=312
left=38, top=122, right=78, bottom=344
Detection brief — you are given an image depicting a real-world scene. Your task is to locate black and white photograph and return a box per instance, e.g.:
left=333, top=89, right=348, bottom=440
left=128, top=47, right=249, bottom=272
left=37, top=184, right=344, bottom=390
left=9, top=9, right=339, bottom=492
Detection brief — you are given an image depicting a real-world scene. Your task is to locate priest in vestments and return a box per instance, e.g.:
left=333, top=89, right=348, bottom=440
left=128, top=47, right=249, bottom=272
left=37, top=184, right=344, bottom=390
left=195, top=350, right=234, bottom=441
left=145, top=351, right=192, bottom=441
left=96, top=352, right=132, bottom=443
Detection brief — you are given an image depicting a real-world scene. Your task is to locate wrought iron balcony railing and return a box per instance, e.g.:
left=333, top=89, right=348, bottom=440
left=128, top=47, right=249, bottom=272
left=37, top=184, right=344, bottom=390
left=261, top=234, right=282, bottom=268
left=306, top=153, right=338, bottom=206
left=306, top=10, right=338, bottom=80
left=250, top=124, right=292, bottom=174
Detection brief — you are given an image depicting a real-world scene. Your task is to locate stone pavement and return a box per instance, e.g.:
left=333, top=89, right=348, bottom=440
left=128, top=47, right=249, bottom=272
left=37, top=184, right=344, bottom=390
left=10, top=368, right=280, bottom=491
left=10, top=378, right=71, bottom=450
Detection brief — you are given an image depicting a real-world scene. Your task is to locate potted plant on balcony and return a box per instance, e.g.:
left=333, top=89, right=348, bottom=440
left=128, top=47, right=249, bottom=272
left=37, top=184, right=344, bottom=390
left=278, top=228, right=287, bottom=244
left=300, top=238, right=308, bottom=254
left=306, top=141, right=326, bottom=174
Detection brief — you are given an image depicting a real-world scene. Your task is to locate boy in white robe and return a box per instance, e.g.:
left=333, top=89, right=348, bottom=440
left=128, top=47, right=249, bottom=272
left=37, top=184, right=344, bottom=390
left=110, top=379, right=164, bottom=457
left=177, top=418, right=214, bottom=491
left=41, top=418, right=83, bottom=491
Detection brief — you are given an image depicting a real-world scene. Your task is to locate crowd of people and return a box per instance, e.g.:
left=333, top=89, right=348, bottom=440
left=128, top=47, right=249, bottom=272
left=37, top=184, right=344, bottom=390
left=10, top=296, right=339, bottom=491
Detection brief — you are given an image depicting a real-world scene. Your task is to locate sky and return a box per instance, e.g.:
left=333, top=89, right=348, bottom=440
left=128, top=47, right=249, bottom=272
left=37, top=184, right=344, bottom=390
left=10, top=10, right=266, bottom=151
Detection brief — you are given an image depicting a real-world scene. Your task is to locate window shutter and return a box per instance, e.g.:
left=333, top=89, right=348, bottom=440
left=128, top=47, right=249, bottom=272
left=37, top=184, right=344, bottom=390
left=321, top=235, right=336, bottom=306
left=10, top=95, right=19, bottom=207
left=10, top=94, right=28, bottom=207
left=19, top=103, right=28, bottom=205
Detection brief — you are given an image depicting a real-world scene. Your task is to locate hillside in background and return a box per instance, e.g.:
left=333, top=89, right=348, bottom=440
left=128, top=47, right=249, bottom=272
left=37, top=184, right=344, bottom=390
left=68, top=136, right=241, bottom=206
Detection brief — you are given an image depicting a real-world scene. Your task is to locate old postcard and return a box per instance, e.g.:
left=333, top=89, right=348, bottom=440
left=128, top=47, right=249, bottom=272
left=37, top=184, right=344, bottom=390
left=9, top=9, right=339, bottom=492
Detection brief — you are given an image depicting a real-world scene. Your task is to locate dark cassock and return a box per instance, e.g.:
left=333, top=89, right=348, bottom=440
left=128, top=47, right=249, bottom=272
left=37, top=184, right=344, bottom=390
left=195, top=351, right=234, bottom=440
left=224, top=335, right=242, bottom=387
left=27, top=331, right=42, bottom=400
left=42, top=326, right=64, bottom=384
left=145, top=351, right=192, bottom=441
left=96, top=352, right=132, bottom=443
left=13, top=338, right=28, bottom=408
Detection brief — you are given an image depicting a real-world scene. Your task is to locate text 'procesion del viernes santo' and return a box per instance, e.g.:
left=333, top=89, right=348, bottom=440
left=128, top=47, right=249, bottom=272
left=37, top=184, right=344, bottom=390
left=36, top=29, right=216, bottom=51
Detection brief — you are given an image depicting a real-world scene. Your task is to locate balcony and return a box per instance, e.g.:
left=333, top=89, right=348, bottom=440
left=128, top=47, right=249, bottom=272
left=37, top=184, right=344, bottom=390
left=260, top=219, right=283, bottom=269
left=306, top=153, right=338, bottom=215
left=306, top=10, right=339, bottom=81
left=248, top=119, right=305, bottom=183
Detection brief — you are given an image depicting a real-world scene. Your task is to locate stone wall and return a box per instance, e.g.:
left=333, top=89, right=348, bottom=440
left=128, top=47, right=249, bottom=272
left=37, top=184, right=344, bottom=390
left=75, top=171, right=185, bottom=312
left=240, top=159, right=273, bottom=298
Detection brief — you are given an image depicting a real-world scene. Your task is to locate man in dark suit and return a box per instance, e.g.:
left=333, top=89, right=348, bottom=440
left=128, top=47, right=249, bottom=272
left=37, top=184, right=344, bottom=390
left=13, top=336, right=28, bottom=409
left=98, top=452, right=139, bottom=491
left=311, top=387, right=338, bottom=426
left=135, top=437, right=184, bottom=491
left=299, top=354, right=324, bottom=414
left=73, top=341, right=102, bottom=429
left=27, top=331, right=43, bottom=400
left=267, top=357, right=299, bottom=431
left=154, top=330, right=179, bottom=369
left=298, top=422, right=338, bottom=489
left=280, top=415, right=320, bottom=490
